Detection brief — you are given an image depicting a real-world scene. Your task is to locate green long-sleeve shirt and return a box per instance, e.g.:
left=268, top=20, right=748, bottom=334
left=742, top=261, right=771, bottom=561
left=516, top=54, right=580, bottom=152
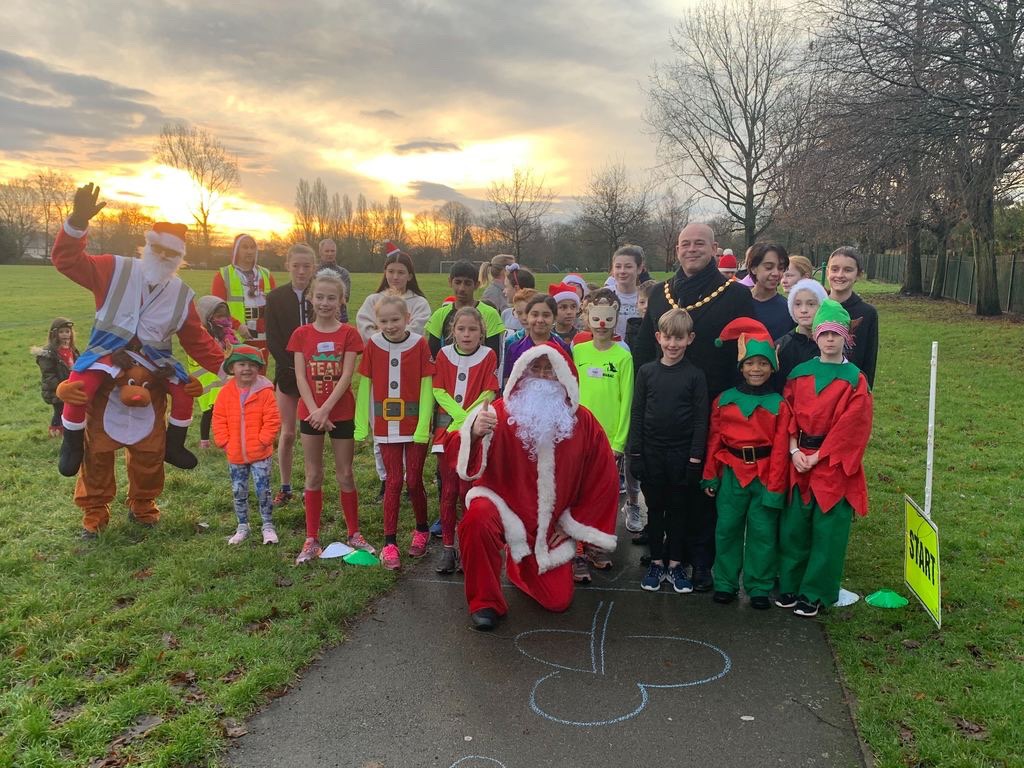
left=572, top=341, right=634, bottom=453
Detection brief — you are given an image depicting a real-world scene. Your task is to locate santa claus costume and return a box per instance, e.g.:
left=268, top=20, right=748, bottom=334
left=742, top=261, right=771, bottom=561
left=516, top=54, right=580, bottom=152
left=355, top=327, right=435, bottom=568
left=779, top=300, right=873, bottom=617
left=454, top=343, right=618, bottom=629
left=432, top=340, right=499, bottom=571
left=702, top=319, right=792, bottom=607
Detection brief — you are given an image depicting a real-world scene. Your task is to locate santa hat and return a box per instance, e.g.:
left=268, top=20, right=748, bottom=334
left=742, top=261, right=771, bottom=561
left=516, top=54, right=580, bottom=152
left=562, top=273, right=589, bottom=298
left=723, top=248, right=734, bottom=256
left=715, top=317, right=778, bottom=371
left=718, top=253, right=738, bottom=271
left=548, top=282, right=580, bottom=306
left=812, top=299, right=854, bottom=345
left=383, top=240, right=402, bottom=258
left=231, top=233, right=257, bottom=266
left=787, top=278, right=828, bottom=320
left=145, top=222, right=188, bottom=255
left=504, top=342, right=579, bottom=411
left=224, top=344, right=266, bottom=373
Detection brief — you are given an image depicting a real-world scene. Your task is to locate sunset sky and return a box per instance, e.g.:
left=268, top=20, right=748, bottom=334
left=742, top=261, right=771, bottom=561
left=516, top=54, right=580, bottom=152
left=0, top=0, right=684, bottom=239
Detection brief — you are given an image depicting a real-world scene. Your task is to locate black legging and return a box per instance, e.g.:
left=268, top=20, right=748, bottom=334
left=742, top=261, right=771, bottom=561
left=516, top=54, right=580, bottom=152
left=50, top=402, right=63, bottom=428
left=200, top=408, right=214, bottom=440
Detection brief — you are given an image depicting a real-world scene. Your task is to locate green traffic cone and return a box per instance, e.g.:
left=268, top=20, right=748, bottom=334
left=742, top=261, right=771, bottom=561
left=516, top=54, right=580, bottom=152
left=343, top=549, right=380, bottom=567
left=865, top=589, right=909, bottom=608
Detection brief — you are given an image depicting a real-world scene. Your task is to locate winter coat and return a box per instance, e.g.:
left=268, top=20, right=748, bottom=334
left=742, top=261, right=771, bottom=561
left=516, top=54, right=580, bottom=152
left=33, top=345, right=78, bottom=405
left=212, top=375, right=281, bottom=465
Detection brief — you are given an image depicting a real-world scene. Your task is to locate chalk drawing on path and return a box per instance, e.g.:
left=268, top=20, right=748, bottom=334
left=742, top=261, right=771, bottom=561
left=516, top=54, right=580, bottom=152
left=448, top=757, right=507, bottom=768
left=515, top=601, right=732, bottom=727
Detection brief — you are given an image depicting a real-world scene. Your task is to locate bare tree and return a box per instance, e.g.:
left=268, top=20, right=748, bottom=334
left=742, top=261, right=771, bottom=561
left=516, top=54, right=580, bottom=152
left=653, top=188, right=693, bottom=270
left=0, top=178, right=38, bottom=260
left=33, top=169, right=75, bottom=254
left=156, top=123, right=239, bottom=248
left=648, top=0, right=816, bottom=246
left=487, top=168, right=555, bottom=259
left=438, top=201, right=473, bottom=260
left=381, top=195, right=407, bottom=244
left=410, top=209, right=446, bottom=251
left=294, top=178, right=315, bottom=243
left=577, top=162, right=651, bottom=255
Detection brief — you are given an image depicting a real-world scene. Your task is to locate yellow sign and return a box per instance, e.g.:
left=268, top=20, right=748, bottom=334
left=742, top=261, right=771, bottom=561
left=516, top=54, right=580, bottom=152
left=904, top=495, right=941, bottom=628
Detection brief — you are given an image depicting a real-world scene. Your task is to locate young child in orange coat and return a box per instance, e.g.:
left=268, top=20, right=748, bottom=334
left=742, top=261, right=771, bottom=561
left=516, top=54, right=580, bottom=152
left=213, top=344, right=282, bottom=546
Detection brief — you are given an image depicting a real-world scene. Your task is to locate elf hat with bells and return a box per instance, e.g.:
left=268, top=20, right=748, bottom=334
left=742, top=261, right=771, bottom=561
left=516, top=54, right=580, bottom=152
left=714, top=318, right=778, bottom=371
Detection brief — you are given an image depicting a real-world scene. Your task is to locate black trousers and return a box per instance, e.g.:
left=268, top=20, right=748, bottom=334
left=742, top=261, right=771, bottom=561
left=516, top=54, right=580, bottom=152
left=641, top=481, right=715, bottom=567
left=200, top=408, right=214, bottom=440
left=50, top=402, right=63, bottom=427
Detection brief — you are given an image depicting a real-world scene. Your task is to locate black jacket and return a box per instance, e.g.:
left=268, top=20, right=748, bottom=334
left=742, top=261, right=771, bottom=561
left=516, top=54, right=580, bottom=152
left=35, top=346, right=76, bottom=405
left=265, top=283, right=311, bottom=396
left=841, top=292, right=878, bottom=388
left=774, top=330, right=819, bottom=392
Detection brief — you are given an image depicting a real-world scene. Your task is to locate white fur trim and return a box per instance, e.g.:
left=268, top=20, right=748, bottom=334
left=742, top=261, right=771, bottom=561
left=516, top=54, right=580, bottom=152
left=63, top=219, right=87, bottom=238
left=551, top=290, right=579, bottom=306
left=167, top=416, right=193, bottom=427
left=464, top=487, right=531, bottom=562
left=529, top=438, right=580, bottom=574
left=456, top=402, right=493, bottom=481
left=503, top=344, right=578, bottom=410
left=559, top=510, right=618, bottom=552
left=787, top=278, right=828, bottom=320
left=62, top=417, right=86, bottom=430
left=145, top=229, right=186, bottom=255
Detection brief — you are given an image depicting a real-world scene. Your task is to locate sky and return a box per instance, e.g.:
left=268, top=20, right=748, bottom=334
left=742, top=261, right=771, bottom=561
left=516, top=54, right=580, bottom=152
left=0, top=0, right=685, bottom=239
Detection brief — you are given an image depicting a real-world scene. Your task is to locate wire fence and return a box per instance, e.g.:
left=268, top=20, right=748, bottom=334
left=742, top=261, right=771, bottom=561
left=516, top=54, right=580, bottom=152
left=871, top=252, right=1024, bottom=314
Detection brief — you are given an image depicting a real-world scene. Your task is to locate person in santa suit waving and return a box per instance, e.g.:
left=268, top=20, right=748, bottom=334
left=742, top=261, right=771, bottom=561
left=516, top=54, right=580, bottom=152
left=454, top=342, right=619, bottom=631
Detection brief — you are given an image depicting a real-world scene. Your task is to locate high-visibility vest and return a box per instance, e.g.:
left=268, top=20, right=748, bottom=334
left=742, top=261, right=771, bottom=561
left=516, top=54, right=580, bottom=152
left=218, top=265, right=273, bottom=329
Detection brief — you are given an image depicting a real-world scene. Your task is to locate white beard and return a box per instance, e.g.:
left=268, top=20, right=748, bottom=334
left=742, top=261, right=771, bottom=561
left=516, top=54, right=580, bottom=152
left=141, top=245, right=182, bottom=285
left=505, top=378, right=576, bottom=460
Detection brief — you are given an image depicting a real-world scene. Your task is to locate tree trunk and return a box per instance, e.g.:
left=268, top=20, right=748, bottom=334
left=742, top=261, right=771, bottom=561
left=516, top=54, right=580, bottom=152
left=902, top=220, right=923, bottom=294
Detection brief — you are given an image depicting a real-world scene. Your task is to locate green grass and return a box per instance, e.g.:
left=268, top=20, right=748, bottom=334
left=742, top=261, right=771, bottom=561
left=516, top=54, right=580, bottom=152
left=1, top=267, right=1022, bottom=766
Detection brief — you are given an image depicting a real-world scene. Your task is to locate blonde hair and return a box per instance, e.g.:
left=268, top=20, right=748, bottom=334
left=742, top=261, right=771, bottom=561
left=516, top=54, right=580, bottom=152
left=512, top=288, right=537, bottom=304
left=787, top=254, right=813, bottom=279
left=374, top=294, right=409, bottom=316
left=479, top=254, right=515, bottom=285
left=310, top=271, right=347, bottom=303
left=657, top=308, right=694, bottom=337
left=638, top=279, right=658, bottom=298
left=447, top=305, right=485, bottom=342
left=286, top=243, right=315, bottom=263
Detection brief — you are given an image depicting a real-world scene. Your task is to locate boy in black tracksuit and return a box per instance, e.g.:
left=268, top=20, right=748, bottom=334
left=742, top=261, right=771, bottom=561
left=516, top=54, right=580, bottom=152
left=629, top=308, right=709, bottom=593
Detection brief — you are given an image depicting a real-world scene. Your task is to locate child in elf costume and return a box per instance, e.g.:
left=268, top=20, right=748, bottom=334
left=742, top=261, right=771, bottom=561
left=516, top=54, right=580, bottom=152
left=702, top=318, right=792, bottom=609
left=778, top=299, right=872, bottom=617
left=431, top=306, right=500, bottom=574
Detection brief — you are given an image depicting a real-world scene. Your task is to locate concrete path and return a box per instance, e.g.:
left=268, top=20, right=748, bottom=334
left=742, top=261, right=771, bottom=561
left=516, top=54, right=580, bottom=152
left=229, top=528, right=865, bottom=768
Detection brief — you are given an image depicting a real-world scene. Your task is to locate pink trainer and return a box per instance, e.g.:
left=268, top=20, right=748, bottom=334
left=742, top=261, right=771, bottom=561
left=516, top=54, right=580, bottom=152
left=381, top=543, right=401, bottom=570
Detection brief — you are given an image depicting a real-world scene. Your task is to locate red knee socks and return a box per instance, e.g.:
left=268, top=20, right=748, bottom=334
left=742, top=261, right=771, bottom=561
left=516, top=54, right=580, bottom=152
left=340, top=490, right=359, bottom=538
left=304, top=489, right=323, bottom=538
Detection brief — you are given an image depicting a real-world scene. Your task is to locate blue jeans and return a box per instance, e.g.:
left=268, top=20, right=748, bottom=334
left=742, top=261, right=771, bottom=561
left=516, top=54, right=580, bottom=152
left=229, top=457, right=273, bottom=527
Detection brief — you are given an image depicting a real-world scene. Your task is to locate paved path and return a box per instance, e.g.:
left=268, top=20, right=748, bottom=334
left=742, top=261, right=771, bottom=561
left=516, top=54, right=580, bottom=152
left=229, top=528, right=865, bottom=768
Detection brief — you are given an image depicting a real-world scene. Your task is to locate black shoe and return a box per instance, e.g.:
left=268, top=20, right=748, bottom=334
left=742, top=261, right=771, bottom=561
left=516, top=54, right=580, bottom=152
left=375, top=480, right=385, bottom=503
left=793, top=598, right=822, bottom=617
left=471, top=608, right=500, bottom=631
left=80, top=528, right=98, bottom=540
left=164, top=424, right=198, bottom=470
left=58, top=429, right=85, bottom=477
left=692, top=567, right=713, bottom=592
left=712, top=590, right=736, bottom=604
left=774, top=592, right=799, bottom=609
left=435, top=547, right=459, bottom=574
left=639, top=554, right=652, bottom=566
left=631, top=530, right=649, bottom=546
left=750, top=596, right=771, bottom=610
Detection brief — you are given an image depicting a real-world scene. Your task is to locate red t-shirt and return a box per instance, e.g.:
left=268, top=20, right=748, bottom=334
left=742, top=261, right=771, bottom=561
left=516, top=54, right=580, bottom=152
left=287, top=323, right=364, bottom=421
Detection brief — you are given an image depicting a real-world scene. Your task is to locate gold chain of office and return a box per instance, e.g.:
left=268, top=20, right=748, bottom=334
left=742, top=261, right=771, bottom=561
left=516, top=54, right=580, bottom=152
left=662, top=276, right=736, bottom=312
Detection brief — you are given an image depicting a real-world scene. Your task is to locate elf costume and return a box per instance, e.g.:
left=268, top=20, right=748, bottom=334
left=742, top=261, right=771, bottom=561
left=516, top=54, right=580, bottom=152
left=780, top=300, right=873, bottom=609
left=432, top=344, right=499, bottom=548
left=703, top=319, right=792, bottom=599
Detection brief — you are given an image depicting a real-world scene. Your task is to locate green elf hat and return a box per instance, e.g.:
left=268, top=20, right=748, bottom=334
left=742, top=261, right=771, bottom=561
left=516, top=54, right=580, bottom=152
left=812, top=299, right=854, bottom=346
left=715, top=317, right=778, bottom=371
left=224, top=344, right=266, bottom=373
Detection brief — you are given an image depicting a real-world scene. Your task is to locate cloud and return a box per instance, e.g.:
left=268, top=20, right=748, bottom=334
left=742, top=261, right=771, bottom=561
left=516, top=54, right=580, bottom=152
left=361, top=109, right=403, bottom=120
left=394, top=140, right=461, bottom=155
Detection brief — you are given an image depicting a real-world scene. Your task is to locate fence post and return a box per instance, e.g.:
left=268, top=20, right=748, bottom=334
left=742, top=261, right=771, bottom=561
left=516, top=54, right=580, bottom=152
left=953, top=255, right=961, bottom=302
left=1007, top=254, right=1017, bottom=313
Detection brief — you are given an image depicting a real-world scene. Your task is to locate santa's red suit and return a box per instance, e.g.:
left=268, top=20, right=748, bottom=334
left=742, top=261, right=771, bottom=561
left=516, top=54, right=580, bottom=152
left=454, top=344, right=618, bottom=616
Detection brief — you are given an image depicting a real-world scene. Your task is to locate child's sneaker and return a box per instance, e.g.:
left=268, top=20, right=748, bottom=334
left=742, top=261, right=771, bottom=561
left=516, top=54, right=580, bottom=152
left=272, top=488, right=294, bottom=507
left=409, top=529, right=430, bottom=558
left=793, top=597, right=822, bottom=617
left=435, top=546, right=459, bottom=574
left=774, top=592, right=799, bottom=609
left=713, top=590, right=737, bottom=604
left=381, top=543, right=401, bottom=570
left=199, top=439, right=212, bottom=449
left=261, top=525, right=278, bottom=545
left=347, top=532, right=376, bottom=555
left=667, top=565, right=693, bottom=594
left=622, top=502, right=644, bottom=533
left=572, top=556, right=592, bottom=583
left=750, top=595, right=771, bottom=610
left=429, top=518, right=443, bottom=538
left=692, top=567, right=714, bottom=592
left=641, top=562, right=666, bottom=591
left=48, top=425, right=63, bottom=438
left=584, top=544, right=613, bottom=570
left=295, top=537, right=322, bottom=564
left=227, top=524, right=250, bottom=545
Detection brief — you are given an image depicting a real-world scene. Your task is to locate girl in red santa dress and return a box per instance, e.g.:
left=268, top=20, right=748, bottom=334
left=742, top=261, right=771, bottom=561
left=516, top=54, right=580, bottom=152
left=355, top=295, right=435, bottom=570
left=431, top=306, right=500, bottom=574
left=288, top=272, right=369, bottom=565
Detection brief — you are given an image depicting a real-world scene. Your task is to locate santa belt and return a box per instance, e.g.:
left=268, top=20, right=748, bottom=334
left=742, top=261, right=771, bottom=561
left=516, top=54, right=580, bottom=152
left=724, top=443, right=772, bottom=464
left=798, top=432, right=826, bottom=449
left=244, top=306, right=265, bottom=321
left=374, top=399, right=419, bottom=421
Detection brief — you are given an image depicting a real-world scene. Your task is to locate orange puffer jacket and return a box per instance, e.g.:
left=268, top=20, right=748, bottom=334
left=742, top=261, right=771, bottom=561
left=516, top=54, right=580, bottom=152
left=212, top=376, right=281, bottom=464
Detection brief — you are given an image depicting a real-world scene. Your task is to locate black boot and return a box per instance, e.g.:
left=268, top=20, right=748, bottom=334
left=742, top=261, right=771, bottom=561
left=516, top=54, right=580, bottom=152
left=58, top=428, right=85, bottom=477
left=164, top=424, right=198, bottom=470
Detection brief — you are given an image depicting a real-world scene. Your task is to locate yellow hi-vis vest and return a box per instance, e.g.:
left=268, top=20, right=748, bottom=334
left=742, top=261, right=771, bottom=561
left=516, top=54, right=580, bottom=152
left=219, top=265, right=272, bottom=335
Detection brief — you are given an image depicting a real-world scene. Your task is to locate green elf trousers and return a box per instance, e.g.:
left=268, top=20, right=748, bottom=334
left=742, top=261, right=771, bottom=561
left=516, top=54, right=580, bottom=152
left=711, top=468, right=779, bottom=597
left=778, top=490, right=854, bottom=606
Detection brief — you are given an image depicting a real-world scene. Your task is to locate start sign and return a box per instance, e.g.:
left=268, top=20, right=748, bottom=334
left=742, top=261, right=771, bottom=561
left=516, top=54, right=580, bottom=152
left=904, top=495, right=941, bottom=628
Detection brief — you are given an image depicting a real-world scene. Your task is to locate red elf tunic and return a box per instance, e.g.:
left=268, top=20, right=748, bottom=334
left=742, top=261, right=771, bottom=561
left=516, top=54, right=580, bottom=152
left=703, top=388, right=793, bottom=506
left=355, top=331, right=434, bottom=443
left=783, top=358, right=872, bottom=516
left=431, top=344, right=499, bottom=454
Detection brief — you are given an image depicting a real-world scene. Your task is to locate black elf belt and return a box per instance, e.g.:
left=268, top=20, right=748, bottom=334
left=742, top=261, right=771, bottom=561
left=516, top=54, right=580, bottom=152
left=374, top=399, right=419, bottom=421
left=725, top=444, right=772, bottom=464
left=798, top=432, right=826, bottom=450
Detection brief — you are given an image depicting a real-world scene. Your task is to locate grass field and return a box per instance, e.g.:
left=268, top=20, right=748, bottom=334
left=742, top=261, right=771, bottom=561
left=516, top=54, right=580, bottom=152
left=1, top=265, right=1022, bottom=767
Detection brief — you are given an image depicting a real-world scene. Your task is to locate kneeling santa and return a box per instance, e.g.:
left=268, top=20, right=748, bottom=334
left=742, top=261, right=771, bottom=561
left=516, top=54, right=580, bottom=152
left=455, top=342, right=618, bottom=630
